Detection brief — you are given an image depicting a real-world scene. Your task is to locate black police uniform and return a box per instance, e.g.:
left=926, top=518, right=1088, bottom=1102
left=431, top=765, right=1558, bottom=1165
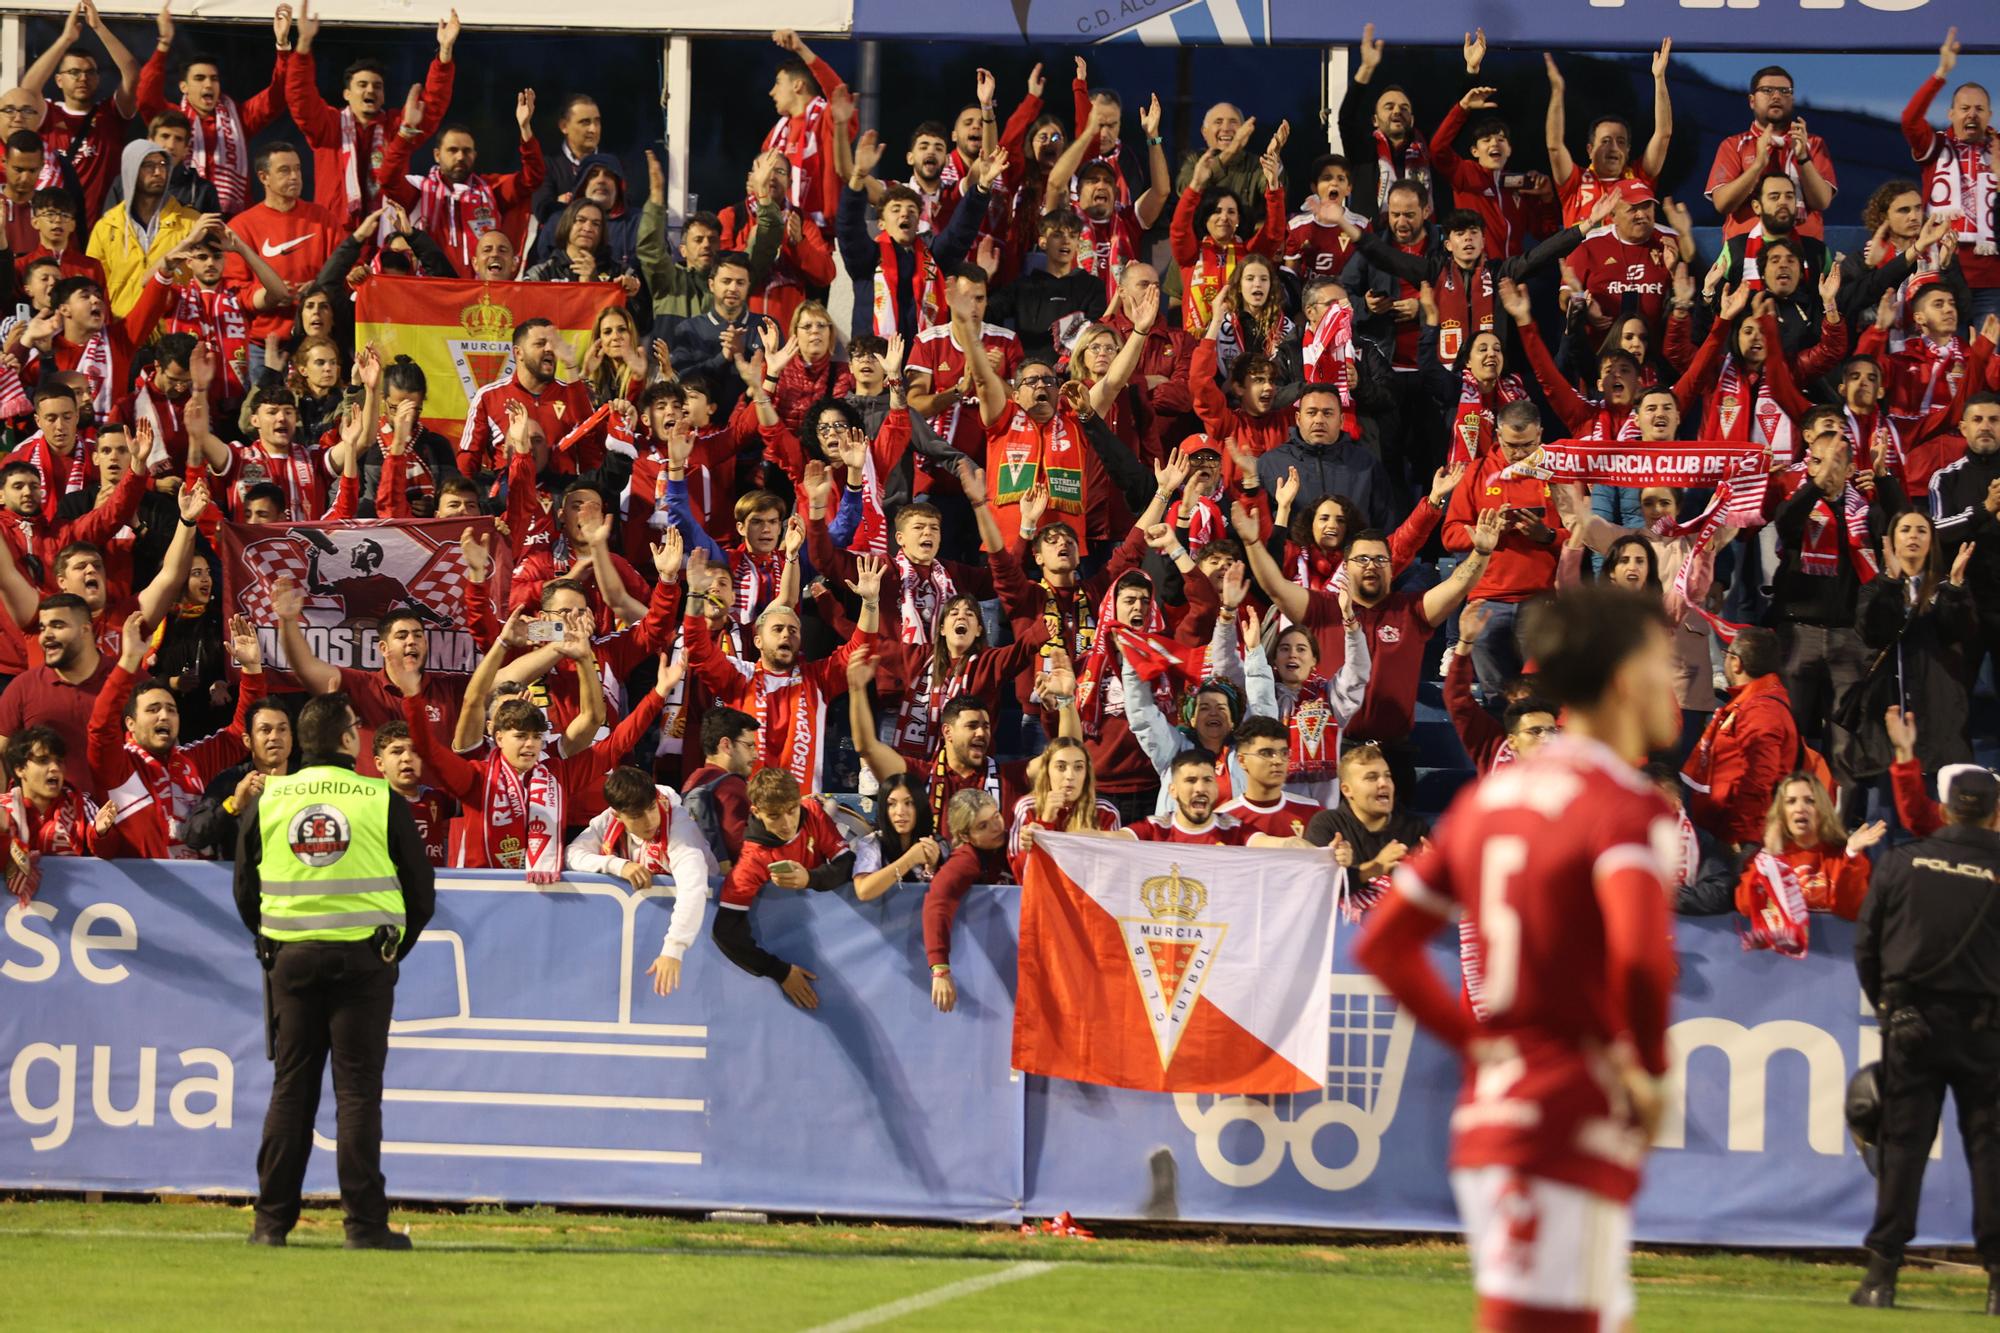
left=233, top=752, right=436, bottom=1248
left=1855, top=821, right=2000, bottom=1302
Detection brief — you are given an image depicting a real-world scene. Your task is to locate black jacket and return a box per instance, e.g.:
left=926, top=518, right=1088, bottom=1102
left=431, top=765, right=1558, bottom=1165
left=1356, top=222, right=1586, bottom=373
left=1852, top=576, right=1977, bottom=777
left=834, top=180, right=988, bottom=341
left=232, top=752, right=437, bottom=960
left=1929, top=448, right=2000, bottom=615
left=1255, top=432, right=1394, bottom=533
left=1768, top=475, right=1903, bottom=628
left=993, top=266, right=1108, bottom=360
left=1858, top=823, right=2000, bottom=1007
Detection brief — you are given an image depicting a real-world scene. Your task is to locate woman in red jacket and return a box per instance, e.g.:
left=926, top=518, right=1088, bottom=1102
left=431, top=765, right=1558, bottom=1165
left=1169, top=138, right=1287, bottom=332
left=1736, top=773, right=1885, bottom=930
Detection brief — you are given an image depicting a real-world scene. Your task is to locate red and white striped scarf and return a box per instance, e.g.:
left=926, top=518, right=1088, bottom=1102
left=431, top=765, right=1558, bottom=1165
left=1905, top=335, right=1967, bottom=420
left=765, top=97, right=829, bottom=218
left=894, top=553, right=954, bottom=646
left=873, top=231, right=944, bottom=336
left=1926, top=131, right=1997, bottom=256
left=1737, top=221, right=1772, bottom=289
left=1301, top=299, right=1356, bottom=415
left=1178, top=492, right=1224, bottom=550
left=748, top=661, right=818, bottom=788
left=13, top=430, right=89, bottom=508
left=184, top=96, right=250, bottom=214
left=850, top=445, right=889, bottom=558
left=1370, top=127, right=1429, bottom=211
left=413, top=168, right=501, bottom=272
left=337, top=108, right=381, bottom=221
left=1793, top=469, right=1877, bottom=582
left=1845, top=406, right=1903, bottom=476
left=893, top=651, right=974, bottom=763
left=1743, top=851, right=1811, bottom=957
left=0, top=785, right=93, bottom=902
left=1448, top=372, right=1528, bottom=468
left=165, top=281, right=248, bottom=398
left=729, top=547, right=785, bottom=625
left=118, top=740, right=202, bottom=860
left=1077, top=211, right=1134, bottom=302
left=71, top=330, right=114, bottom=415
left=1714, top=356, right=1794, bottom=461
left=599, top=792, right=678, bottom=871
left=481, top=753, right=561, bottom=875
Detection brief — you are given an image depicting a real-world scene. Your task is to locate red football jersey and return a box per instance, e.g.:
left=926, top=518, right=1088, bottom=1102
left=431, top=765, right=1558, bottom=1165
left=1392, top=736, right=1676, bottom=1202
left=907, top=322, right=1023, bottom=455
left=1130, top=812, right=1254, bottom=846
left=1217, top=792, right=1321, bottom=840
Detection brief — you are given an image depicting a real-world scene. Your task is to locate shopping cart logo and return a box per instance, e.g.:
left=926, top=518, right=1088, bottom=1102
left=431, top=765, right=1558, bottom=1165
left=1174, top=969, right=1413, bottom=1190
left=312, top=874, right=707, bottom=1168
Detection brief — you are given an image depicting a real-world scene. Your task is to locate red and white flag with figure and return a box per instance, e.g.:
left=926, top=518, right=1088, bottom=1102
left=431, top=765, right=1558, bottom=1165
left=1013, top=832, right=1336, bottom=1093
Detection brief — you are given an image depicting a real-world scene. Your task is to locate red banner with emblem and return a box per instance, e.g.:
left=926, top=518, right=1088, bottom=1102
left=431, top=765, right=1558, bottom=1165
left=352, top=274, right=623, bottom=440
left=219, top=516, right=510, bottom=677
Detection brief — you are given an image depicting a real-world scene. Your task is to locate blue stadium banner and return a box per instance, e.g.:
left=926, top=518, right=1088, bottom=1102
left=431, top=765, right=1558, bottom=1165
left=0, top=862, right=1975, bottom=1246
left=848, top=0, right=1995, bottom=52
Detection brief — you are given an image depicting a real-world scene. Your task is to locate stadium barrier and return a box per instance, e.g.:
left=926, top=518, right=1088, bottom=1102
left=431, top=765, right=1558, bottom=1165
left=0, top=862, right=1974, bottom=1246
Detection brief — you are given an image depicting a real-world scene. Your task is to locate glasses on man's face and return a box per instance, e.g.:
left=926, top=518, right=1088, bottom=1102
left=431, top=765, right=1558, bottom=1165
left=0, top=105, right=37, bottom=118
left=1514, top=725, right=1559, bottom=741
left=1347, top=554, right=1391, bottom=568
left=1240, top=747, right=1288, bottom=763
left=1753, top=85, right=1794, bottom=98
left=1020, top=375, right=1061, bottom=388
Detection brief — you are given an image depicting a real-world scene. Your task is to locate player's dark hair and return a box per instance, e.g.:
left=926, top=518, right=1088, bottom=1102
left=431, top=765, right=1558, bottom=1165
left=938, top=696, right=991, bottom=732
left=5, top=724, right=65, bottom=772
left=1518, top=588, right=1671, bottom=710
left=511, top=316, right=556, bottom=349
left=383, top=354, right=427, bottom=397
left=242, top=481, right=288, bottom=516
left=123, top=677, right=178, bottom=721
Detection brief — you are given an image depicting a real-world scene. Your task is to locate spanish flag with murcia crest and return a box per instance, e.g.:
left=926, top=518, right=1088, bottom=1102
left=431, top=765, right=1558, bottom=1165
left=354, top=275, right=620, bottom=439
left=1014, top=832, right=1336, bottom=1093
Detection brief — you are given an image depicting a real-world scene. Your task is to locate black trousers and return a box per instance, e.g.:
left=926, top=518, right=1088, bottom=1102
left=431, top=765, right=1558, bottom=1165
left=1866, top=998, right=2000, bottom=1269
left=255, top=940, right=397, bottom=1239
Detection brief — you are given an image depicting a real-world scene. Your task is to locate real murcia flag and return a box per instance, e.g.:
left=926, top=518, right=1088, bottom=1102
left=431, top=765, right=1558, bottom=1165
left=1013, top=832, right=1336, bottom=1094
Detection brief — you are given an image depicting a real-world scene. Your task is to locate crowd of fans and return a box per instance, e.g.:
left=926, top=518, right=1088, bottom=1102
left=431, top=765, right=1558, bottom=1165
left=0, top=5, right=1995, bottom=1001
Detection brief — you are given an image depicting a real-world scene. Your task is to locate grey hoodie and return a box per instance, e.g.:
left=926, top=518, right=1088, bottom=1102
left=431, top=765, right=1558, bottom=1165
left=116, top=140, right=174, bottom=247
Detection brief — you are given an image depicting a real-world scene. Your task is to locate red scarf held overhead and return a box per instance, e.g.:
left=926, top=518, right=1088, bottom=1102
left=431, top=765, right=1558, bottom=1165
left=1448, top=372, right=1529, bottom=468
left=873, top=231, right=944, bottom=336
left=1301, top=301, right=1361, bottom=438
left=765, top=96, right=830, bottom=217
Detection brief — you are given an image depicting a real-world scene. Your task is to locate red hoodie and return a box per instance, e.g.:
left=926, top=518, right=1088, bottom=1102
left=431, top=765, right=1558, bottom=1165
left=1682, top=673, right=1799, bottom=846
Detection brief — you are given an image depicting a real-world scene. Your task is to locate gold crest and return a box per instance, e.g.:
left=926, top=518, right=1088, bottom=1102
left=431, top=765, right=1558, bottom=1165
left=460, top=290, right=514, bottom=341
left=1141, top=863, right=1206, bottom=921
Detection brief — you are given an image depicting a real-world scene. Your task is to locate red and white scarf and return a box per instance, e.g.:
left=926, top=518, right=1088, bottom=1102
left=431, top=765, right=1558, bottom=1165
left=0, top=785, right=93, bottom=902
left=600, top=792, right=678, bottom=872
left=1075, top=575, right=1171, bottom=734
left=850, top=444, right=889, bottom=559
left=1714, top=356, right=1795, bottom=461
left=1845, top=405, right=1903, bottom=476
left=1736, top=221, right=1773, bottom=289
left=184, top=96, right=250, bottom=214
left=1743, top=851, right=1810, bottom=957
left=765, top=97, right=829, bottom=218
left=893, top=651, right=974, bottom=763
left=338, top=109, right=381, bottom=221
left=165, top=282, right=248, bottom=398
left=1077, top=211, right=1134, bottom=302
left=414, top=168, right=501, bottom=272
left=1926, top=130, right=1997, bottom=256
left=119, top=740, right=202, bottom=860
left=233, top=442, right=323, bottom=521
left=1448, top=372, right=1528, bottom=468
left=1302, top=299, right=1356, bottom=409
left=874, top=231, right=944, bottom=336
left=72, top=330, right=114, bottom=415
left=1283, top=674, right=1340, bottom=786
left=482, top=753, right=562, bottom=875
left=1177, top=492, right=1224, bottom=550
left=749, top=662, right=818, bottom=788
left=13, top=430, right=89, bottom=509
left=1370, top=127, right=1430, bottom=211
left=1792, top=468, right=1877, bottom=582
left=1905, top=335, right=1967, bottom=420
left=894, top=553, right=954, bottom=646
left=1184, top=236, right=1240, bottom=332
left=729, top=547, right=786, bottom=625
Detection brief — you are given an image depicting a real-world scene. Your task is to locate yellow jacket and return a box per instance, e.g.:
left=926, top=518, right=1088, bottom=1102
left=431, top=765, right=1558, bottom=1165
left=85, top=197, right=198, bottom=317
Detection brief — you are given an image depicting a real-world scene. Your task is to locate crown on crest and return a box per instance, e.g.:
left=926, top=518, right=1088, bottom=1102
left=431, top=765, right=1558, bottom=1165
left=460, top=290, right=513, bottom=340
left=1141, top=864, right=1206, bottom=921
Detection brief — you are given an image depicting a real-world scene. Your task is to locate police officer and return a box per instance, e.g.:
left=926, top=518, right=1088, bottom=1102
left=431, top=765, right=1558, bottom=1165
left=233, top=692, right=436, bottom=1249
left=1853, top=766, right=2000, bottom=1310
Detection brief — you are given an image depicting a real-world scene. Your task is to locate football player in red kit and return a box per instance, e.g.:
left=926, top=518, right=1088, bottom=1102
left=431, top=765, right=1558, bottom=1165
left=1357, top=586, right=1680, bottom=1332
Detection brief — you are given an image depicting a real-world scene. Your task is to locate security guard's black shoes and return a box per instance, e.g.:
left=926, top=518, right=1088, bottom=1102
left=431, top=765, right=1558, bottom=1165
left=245, top=1230, right=287, bottom=1247
left=344, top=1230, right=413, bottom=1251
left=1850, top=1255, right=1899, bottom=1308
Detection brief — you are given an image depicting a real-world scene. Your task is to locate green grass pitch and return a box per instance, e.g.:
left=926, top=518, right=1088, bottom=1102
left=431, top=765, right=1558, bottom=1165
left=4, top=1199, right=1997, bottom=1329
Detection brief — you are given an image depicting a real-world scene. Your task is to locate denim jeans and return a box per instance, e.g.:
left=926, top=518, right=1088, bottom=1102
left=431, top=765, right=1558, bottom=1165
left=1468, top=599, right=1523, bottom=700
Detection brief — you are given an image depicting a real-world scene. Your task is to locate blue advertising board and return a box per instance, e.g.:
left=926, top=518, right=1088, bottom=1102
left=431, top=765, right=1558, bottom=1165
left=0, top=862, right=1972, bottom=1246
left=848, top=0, right=1995, bottom=52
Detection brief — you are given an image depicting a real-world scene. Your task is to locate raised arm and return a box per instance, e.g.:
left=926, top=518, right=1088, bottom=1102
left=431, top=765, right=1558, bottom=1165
left=554, top=621, right=606, bottom=755
left=1232, top=501, right=1309, bottom=626
left=1090, top=284, right=1159, bottom=418
left=1643, top=39, right=1674, bottom=179
left=451, top=609, right=530, bottom=752
left=843, top=646, right=908, bottom=782
left=137, top=482, right=211, bottom=625
left=1543, top=53, right=1575, bottom=189
left=1421, top=507, right=1500, bottom=625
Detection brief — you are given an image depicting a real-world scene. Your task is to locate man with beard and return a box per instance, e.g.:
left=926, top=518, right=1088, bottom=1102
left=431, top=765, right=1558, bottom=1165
left=1931, top=394, right=2000, bottom=699
left=193, top=382, right=329, bottom=519
left=85, top=140, right=199, bottom=317
left=1122, top=751, right=1308, bottom=846
left=907, top=267, right=1023, bottom=457
left=284, top=1, right=455, bottom=223
left=276, top=579, right=473, bottom=774
left=682, top=551, right=882, bottom=797
left=836, top=131, right=998, bottom=341
left=20, top=1, right=140, bottom=218
left=223, top=142, right=339, bottom=374
left=760, top=28, right=850, bottom=229
left=847, top=665, right=1049, bottom=834
left=459, top=317, right=606, bottom=478
left=137, top=4, right=293, bottom=216
left=1337, top=25, right=1433, bottom=217
left=1904, top=29, right=1999, bottom=318
left=89, top=606, right=265, bottom=860
left=1707, top=63, right=1838, bottom=239
left=1044, top=95, right=1170, bottom=304
left=0, top=594, right=112, bottom=794
left=1714, top=174, right=1829, bottom=296
left=666, top=253, right=757, bottom=406
left=1251, top=384, right=1392, bottom=529
left=533, top=93, right=601, bottom=222
left=375, top=88, right=543, bottom=277
left=157, top=230, right=286, bottom=411
left=186, top=696, right=295, bottom=861
left=1545, top=44, right=1675, bottom=227
left=30, top=482, right=204, bottom=670
left=991, top=210, right=1107, bottom=361
left=901, top=121, right=957, bottom=233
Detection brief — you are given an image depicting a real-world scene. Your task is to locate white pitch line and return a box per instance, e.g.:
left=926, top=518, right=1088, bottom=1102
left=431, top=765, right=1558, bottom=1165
left=798, top=1260, right=1056, bottom=1332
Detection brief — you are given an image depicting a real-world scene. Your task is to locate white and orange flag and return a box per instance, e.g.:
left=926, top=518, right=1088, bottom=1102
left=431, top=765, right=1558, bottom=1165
left=1013, top=832, right=1337, bottom=1094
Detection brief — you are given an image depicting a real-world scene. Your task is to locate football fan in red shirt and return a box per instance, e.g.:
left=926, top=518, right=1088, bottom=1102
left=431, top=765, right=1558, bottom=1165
left=1123, top=751, right=1309, bottom=847
left=1544, top=44, right=1674, bottom=229
left=1358, top=586, right=1681, bottom=1332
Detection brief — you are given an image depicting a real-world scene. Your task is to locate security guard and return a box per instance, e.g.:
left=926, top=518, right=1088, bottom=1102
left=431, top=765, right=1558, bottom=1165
left=233, top=693, right=435, bottom=1250
left=1853, top=766, right=2000, bottom=1310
